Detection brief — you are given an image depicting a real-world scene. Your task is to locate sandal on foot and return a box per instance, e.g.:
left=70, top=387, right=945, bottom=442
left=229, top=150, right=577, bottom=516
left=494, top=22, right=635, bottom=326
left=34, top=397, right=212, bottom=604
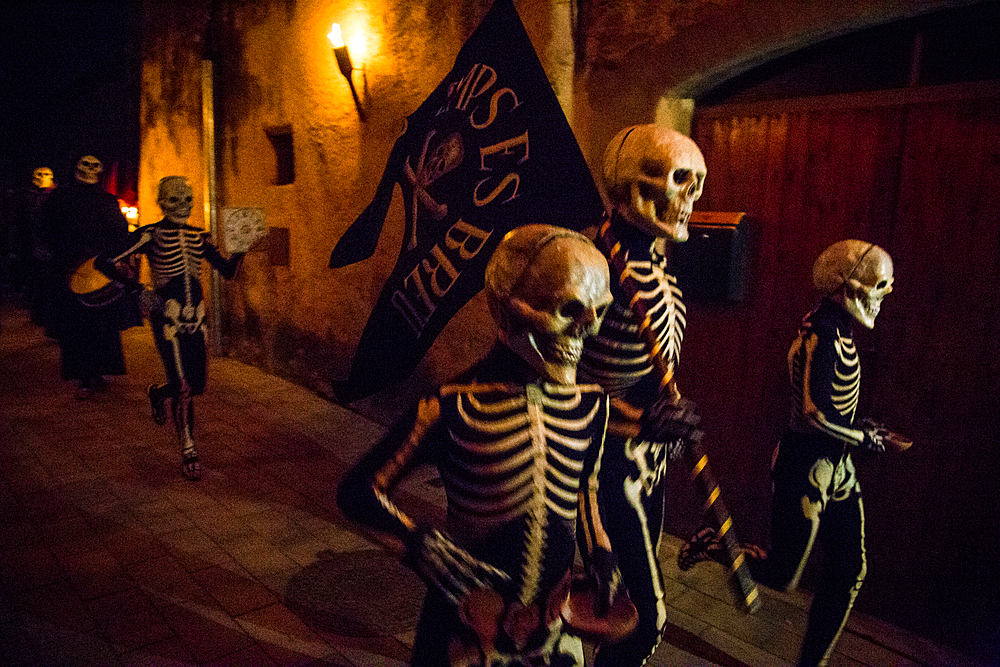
left=148, top=384, right=166, bottom=425
left=182, top=455, right=202, bottom=481
left=678, top=526, right=723, bottom=571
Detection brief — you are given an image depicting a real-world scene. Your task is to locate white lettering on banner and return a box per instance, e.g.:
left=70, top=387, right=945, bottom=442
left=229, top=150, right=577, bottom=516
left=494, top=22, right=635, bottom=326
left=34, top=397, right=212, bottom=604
left=439, top=64, right=498, bottom=116
left=393, top=62, right=527, bottom=335
left=470, top=87, right=520, bottom=130
left=446, top=219, right=492, bottom=261
left=392, top=219, right=493, bottom=333
left=474, top=132, right=528, bottom=207
left=424, top=244, right=460, bottom=298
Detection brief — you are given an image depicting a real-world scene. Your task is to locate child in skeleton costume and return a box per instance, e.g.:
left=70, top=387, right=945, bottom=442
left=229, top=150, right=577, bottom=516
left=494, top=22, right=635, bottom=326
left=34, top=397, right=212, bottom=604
left=576, top=125, right=706, bottom=667
left=678, top=240, right=895, bottom=667
left=338, top=225, right=623, bottom=667
left=97, top=176, right=243, bottom=481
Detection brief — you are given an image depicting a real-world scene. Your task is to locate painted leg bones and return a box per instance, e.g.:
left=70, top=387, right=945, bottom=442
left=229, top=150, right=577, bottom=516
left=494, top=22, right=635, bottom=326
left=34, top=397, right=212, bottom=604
left=158, top=298, right=207, bottom=480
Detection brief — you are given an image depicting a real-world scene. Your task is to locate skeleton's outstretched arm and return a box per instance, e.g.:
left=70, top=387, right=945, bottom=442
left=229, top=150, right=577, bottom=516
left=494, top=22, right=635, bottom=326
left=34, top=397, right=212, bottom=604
left=604, top=373, right=699, bottom=461
left=336, top=396, right=509, bottom=603
left=639, top=380, right=702, bottom=454
left=337, top=399, right=436, bottom=546
left=200, top=235, right=244, bottom=279
left=93, top=228, right=166, bottom=314
left=578, top=394, right=613, bottom=556
left=94, top=228, right=150, bottom=284
left=94, top=228, right=155, bottom=294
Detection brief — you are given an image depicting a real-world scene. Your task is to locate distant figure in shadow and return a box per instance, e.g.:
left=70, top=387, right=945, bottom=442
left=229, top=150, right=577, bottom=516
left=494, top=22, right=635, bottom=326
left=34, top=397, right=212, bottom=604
left=2, top=166, right=55, bottom=312
left=38, top=155, right=135, bottom=399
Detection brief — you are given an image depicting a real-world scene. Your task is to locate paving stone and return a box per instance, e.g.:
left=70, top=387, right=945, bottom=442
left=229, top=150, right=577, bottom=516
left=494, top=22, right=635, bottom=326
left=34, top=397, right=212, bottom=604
left=0, top=304, right=986, bottom=667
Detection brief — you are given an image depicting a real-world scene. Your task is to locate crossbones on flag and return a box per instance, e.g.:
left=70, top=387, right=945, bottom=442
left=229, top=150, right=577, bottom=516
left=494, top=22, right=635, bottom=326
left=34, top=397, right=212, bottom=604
left=330, top=0, right=604, bottom=402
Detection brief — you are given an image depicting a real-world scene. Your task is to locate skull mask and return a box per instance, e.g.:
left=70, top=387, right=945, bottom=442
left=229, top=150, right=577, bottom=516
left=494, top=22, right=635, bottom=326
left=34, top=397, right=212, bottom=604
left=32, top=167, right=54, bottom=189
left=486, top=225, right=613, bottom=385
left=157, top=176, right=194, bottom=224
left=813, top=239, right=894, bottom=329
left=75, top=155, right=103, bottom=184
left=604, top=125, right=706, bottom=242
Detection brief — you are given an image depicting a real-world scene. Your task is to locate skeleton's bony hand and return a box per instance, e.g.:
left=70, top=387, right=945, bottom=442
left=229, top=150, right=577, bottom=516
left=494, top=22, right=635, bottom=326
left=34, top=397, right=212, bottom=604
left=585, top=546, right=622, bottom=617
left=404, top=528, right=510, bottom=605
left=641, top=396, right=702, bottom=449
left=858, top=418, right=887, bottom=455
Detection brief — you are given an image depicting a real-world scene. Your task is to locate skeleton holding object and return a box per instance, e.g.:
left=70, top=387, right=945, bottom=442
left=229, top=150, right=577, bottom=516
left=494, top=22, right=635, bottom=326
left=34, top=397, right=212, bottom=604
left=338, top=225, right=622, bottom=667
left=576, top=125, right=706, bottom=666
left=680, top=240, right=899, bottom=667
left=97, top=176, right=243, bottom=480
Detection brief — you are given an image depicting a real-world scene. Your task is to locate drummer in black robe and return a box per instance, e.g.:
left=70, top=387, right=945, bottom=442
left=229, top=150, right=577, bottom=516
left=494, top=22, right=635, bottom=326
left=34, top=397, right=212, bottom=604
left=38, top=155, right=138, bottom=399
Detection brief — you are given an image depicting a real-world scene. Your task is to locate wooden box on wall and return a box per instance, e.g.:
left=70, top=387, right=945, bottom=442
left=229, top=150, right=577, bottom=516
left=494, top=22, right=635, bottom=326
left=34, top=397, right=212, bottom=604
left=670, top=211, right=749, bottom=302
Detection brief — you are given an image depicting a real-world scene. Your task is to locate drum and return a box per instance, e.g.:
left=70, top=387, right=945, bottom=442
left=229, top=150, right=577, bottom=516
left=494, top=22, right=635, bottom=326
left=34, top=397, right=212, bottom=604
left=69, top=256, right=124, bottom=308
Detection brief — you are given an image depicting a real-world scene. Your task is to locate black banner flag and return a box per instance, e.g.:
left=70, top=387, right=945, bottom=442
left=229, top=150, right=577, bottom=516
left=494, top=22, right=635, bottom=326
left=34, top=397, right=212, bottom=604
left=330, top=0, right=604, bottom=402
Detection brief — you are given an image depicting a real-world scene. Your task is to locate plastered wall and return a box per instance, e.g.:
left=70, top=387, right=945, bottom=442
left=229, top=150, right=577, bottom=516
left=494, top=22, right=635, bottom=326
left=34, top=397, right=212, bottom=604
left=140, top=0, right=959, bottom=414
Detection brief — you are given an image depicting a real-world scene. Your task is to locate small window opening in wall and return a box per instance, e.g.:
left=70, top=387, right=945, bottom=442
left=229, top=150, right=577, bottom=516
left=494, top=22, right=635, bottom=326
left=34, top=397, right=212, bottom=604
left=266, top=126, right=295, bottom=185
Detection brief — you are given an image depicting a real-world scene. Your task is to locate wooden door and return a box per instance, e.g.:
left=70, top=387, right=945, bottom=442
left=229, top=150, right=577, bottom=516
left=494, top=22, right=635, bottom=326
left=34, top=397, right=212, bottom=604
left=683, top=82, right=1000, bottom=657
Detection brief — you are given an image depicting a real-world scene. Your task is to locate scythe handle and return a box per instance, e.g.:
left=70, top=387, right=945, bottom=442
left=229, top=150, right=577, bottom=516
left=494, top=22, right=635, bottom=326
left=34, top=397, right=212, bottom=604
left=595, top=218, right=760, bottom=614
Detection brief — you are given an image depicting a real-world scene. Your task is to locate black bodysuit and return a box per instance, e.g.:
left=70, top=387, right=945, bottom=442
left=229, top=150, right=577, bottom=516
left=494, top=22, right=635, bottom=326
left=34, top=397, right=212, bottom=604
left=757, top=297, right=868, bottom=667
left=578, top=213, right=687, bottom=667
left=338, top=344, right=612, bottom=667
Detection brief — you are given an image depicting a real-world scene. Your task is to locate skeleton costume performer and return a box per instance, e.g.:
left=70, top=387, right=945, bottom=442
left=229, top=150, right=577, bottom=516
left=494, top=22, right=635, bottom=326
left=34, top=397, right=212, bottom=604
left=98, top=177, right=243, bottom=480
left=577, top=125, right=704, bottom=667
left=762, top=241, right=894, bottom=667
left=338, top=226, right=621, bottom=667
left=681, top=240, right=894, bottom=667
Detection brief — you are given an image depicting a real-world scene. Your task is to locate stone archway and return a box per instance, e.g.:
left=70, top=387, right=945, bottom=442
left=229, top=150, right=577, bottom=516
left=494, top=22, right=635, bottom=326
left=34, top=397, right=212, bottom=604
left=570, top=0, right=966, bottom=174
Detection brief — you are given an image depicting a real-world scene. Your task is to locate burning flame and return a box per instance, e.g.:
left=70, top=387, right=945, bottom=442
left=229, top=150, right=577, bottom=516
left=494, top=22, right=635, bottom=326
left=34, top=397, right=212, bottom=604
left=121, top=205, right=139, bottom=231
left=328, top=23, right=366, bottom=64
left=327, top=23, right=344, bottom=48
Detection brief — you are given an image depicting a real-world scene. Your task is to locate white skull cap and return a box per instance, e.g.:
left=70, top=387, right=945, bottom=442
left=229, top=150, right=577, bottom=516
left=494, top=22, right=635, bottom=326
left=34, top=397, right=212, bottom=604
left=485, top=224, right=612, bottom=384
left=813, top=239, right=882, bottom=294
left=32, top=167, right=54, bottom=188
left=485, top=225, right=595, bottom=302
left=157, top=175, right=190, bottom=200
left=156, top=175, right=195, bottom=224
left=602, top=124, right=706, bottom=242
left=813, top=239, right=894, bottom=328
left=75, top=155, right=103, bottom=184
left=603, top=125, right=705, bottom=201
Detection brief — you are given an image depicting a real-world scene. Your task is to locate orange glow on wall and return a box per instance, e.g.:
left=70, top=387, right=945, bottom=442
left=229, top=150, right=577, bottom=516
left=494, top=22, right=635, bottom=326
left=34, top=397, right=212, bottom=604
left=346, top=33, right=366, bottom=66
